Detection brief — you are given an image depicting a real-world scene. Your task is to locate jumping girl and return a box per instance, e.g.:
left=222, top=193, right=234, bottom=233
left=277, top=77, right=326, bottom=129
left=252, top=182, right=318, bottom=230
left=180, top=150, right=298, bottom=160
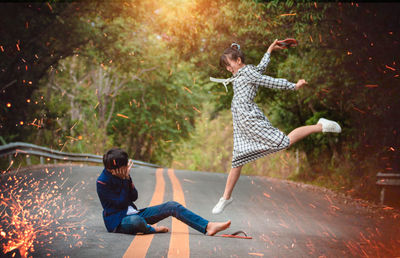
left=210, top=40, right=342, bottom=214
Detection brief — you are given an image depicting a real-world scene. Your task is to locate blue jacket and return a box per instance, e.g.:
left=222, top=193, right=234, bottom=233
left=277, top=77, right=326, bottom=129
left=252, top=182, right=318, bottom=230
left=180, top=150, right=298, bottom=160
left=96, top=168, right=138, bottom=232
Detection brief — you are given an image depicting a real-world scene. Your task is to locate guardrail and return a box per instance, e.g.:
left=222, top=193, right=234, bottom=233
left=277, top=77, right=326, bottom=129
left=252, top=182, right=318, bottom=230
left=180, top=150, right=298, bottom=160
left=376, top=172, right=400, bottom=205
left=0, top=142, right=161, bottom=169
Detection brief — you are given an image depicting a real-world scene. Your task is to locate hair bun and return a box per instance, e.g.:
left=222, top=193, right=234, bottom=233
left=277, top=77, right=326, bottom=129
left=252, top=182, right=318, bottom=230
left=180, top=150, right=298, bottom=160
left=231, top=43, right=240, bottom=50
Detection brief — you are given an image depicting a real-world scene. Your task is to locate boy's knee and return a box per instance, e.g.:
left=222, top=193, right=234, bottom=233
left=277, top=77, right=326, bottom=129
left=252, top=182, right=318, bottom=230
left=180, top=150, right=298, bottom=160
left=166, top=201, right=181, bottom=209
left=164, top=201, right=183, bottom=215
left=122, top=215, right=147, bottom=233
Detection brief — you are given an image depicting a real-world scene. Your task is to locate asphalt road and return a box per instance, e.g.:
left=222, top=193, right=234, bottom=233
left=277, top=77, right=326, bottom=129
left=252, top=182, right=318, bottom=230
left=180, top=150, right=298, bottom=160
left=1, top=164, right=399, bottom=257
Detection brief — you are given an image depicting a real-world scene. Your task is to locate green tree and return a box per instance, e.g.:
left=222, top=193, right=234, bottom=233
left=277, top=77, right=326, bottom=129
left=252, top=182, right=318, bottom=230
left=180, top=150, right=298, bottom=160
left=159, top=1, right=400, bottom=195
left=0, top=1, right=145, bottom=143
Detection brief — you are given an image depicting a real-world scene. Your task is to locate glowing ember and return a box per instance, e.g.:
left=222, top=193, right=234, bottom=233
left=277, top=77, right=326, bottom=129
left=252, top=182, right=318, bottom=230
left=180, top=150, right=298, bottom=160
left=385, top=65, right=396, bottom=71
left=117, top=113, right=129, bottom=119
left=0, top=167, right=87, bottom=257
left=192, top=106, right=201, bottom=113
left=183, top=86, right=192, bottom=94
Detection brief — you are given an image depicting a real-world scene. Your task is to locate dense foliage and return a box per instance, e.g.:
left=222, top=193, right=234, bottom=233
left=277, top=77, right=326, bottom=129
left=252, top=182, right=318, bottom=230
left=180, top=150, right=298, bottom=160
left=0, top=1, right=203, bottom=164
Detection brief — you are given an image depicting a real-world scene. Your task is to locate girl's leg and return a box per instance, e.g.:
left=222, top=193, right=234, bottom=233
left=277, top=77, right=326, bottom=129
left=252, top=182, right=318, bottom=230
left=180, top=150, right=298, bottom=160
left=287, top=124, right=322, bottom=146
left=223, top=166, right=243, bottom=200
left=212, top=166, right=243, bottom=214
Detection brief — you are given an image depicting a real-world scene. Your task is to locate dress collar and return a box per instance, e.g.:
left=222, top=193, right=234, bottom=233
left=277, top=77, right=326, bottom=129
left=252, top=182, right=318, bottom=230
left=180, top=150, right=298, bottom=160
left=209, top=65, right=248, bottom=92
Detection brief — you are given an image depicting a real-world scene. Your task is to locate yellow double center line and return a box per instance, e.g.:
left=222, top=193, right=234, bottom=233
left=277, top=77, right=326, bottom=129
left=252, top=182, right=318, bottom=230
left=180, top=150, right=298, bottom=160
left=167, top=168, right=190, bottom=257
left=123, top=168, right=190, bottom=258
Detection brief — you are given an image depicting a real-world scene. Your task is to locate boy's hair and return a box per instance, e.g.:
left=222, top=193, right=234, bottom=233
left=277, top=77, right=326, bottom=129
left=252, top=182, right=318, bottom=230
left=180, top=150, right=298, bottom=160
left=219, top=43, right=246, bottom=68
left=103, top=148, right=128, bottom=170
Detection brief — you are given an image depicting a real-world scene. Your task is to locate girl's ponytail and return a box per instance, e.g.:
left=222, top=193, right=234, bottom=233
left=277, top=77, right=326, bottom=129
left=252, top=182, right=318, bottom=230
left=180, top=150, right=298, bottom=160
left=231, top=43, right=240, bottom=50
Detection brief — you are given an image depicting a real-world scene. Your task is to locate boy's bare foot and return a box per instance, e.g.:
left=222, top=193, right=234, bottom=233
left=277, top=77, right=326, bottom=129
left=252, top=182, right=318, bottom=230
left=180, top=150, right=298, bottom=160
left=155, top=226, right=169, bottom=233
left=206, top=220, right=231, bottom=236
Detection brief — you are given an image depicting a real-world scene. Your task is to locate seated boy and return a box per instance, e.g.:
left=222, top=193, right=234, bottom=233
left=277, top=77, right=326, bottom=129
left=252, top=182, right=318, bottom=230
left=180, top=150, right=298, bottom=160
left=96, top=148, right=231, bottom=235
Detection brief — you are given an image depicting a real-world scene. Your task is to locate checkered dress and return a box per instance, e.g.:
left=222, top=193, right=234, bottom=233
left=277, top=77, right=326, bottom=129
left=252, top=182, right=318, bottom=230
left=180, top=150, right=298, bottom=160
left=230, top=53, right=296, bottom=168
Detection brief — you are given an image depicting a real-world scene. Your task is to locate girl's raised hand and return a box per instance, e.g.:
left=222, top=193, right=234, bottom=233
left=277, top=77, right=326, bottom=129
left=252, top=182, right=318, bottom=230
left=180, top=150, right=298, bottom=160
left=267, top=39, right=285, bottom=53
left=295, top=79, right=308, bottom=90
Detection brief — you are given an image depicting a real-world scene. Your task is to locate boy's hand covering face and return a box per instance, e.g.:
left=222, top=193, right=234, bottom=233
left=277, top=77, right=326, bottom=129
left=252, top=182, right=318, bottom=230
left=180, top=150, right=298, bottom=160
left=110, top=166, right=129, bottom=179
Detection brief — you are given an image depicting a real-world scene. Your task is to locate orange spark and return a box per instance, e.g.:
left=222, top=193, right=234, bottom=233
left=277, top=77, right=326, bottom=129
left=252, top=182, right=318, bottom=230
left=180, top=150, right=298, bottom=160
left=263, top=192, right=270, bottom=198
left=1, top=169, right=87, bottom=257
left=0, top=45, right=4, bottom=52
left=192, top=106, right=201, bottom=113
left=6, top=160, right=14, bottom=170
left=16, top=44, right=20, bottom=51
left=70, top=121, right=78, bottom=130
left=65, top=136, right=79, bottom=141
left=6, top=102, right=11, bottom=108
left=183, top=86, right=192, bottom=94
left=117, top=113, right=129, bottom=119
left=353, top=107, right=366, bottom=114
left=280, top=13, right=297, bottom=16
left=248, top=253, right=264, bottom=257
left=325, top=194, right=333, bottom=204
left=46, top=2, right=53, bottom=11
left=29, top=122, right=41, bottom=128
left=385, top=65, right=396, bottom=71
left=330, top=205, right=340, bottom=211
left=365, top=84, right=378, bottom=88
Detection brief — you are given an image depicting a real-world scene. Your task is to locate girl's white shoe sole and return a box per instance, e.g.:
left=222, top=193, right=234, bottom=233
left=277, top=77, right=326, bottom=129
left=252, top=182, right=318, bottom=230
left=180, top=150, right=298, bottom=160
left=318, top=118, right=342, bottom=133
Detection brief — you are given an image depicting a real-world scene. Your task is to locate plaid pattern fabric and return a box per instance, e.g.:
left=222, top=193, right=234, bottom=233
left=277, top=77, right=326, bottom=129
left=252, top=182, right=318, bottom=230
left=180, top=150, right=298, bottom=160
left=230, top=53, right=296, bottom=168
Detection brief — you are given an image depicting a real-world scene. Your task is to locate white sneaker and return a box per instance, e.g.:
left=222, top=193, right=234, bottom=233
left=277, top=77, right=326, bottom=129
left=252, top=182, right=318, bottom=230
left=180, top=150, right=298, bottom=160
left=212, top=197, right=233, bottom=214
left=318, top=118, right=342, bottom=133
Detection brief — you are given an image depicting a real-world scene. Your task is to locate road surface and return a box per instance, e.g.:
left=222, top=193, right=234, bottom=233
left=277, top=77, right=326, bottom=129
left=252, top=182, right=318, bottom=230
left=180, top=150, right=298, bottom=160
left=1, top=164, right=399, bottom=257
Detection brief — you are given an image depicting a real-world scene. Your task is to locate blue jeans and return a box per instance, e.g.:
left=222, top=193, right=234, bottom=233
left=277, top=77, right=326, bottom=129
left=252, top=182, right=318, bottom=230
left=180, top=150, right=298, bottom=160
left=116, top=201, right=209, bottom=235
